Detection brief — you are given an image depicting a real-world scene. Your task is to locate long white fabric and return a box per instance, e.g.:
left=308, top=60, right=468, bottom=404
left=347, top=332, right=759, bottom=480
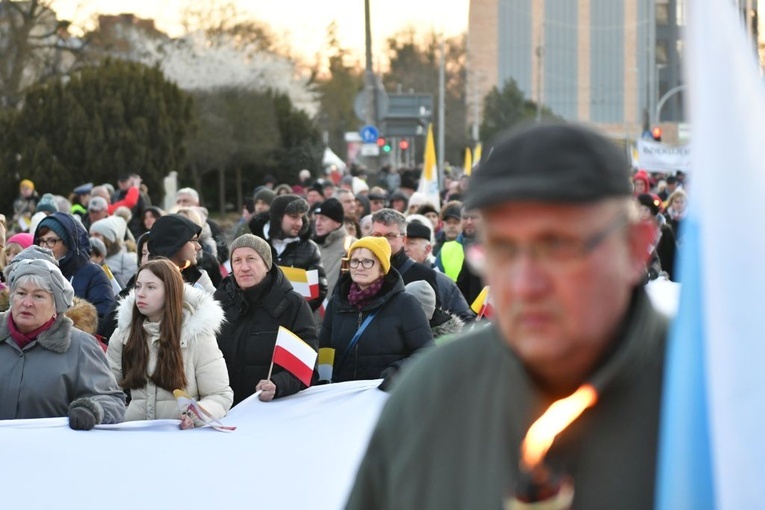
left=0, top=380, right=388, bottom=509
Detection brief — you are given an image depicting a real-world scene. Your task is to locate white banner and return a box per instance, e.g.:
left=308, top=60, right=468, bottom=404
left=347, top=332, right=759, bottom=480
left=636, top=139, right=691, bottom=173
left=0, top=380, right=388, bottom=510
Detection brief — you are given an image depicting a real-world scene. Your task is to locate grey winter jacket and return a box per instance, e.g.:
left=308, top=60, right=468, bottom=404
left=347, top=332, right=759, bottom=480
left=0, top=312, right=126, bottom=422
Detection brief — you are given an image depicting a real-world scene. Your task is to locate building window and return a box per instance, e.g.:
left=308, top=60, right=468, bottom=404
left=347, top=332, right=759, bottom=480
left=657, top=0, right=670, bottom=25
left=656, top=41, right=669, bottom=65
left=676, top=0, right=685, bottom=26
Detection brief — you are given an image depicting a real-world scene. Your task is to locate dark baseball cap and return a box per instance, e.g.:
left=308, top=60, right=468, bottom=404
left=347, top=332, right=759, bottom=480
left=465, top=122, right=632, bottom=210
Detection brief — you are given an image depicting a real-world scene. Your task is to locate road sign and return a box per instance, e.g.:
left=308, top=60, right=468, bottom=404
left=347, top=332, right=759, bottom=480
left=360, top=125, right=379, bottom=144
left=360, top=143, right=380, bottom=156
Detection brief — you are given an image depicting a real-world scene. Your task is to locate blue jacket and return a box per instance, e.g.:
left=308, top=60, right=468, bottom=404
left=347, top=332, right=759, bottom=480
left=36, top=212, right=115, bottom=321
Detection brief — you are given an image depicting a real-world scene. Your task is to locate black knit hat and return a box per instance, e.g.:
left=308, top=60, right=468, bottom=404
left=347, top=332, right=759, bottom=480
left=465, top=122, right=631, bottom=210
left=147, top=214, right=201, bottom=259
left=637, top=193, right=662, bottom=216
left=314, top=198, right=344, bottom=224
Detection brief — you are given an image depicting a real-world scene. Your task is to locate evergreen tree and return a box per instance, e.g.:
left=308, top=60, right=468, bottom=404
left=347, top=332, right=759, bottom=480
left=0, top=59, right=193, bottom=211
left=479, top=79, right=559, bottom=143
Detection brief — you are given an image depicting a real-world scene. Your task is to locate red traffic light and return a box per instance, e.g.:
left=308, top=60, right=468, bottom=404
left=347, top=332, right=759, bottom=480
left=398, top=139, right=410, bottom=150
left=376, top=137, right=386, bottom=147
left=651, top=127, right=662, bottom=141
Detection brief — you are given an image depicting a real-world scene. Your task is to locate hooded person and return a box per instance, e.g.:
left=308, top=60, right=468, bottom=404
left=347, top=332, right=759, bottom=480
left=0, top=251, right=125, bottom=427
left=90, top=217, right=137, bottom=288
left=147, top=214, right=215, bottom=294
left=248, top=194, right=328, bottom=311
left=214, top=234, right=318, bottom=404
left=33, top=212, right=115, bottom=326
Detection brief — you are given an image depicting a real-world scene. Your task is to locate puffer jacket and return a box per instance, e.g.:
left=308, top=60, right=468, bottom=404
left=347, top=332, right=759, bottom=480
left=249, top=212, right=328, bottom=311
left=107, top=284, right=233, bottom=421
left=0, top=311, right=126, bottom=422
left=105, top=251, right=138, bottom=289
left=319, top=268, right=434, bottom=383
left=215, top=266, right=318, bottom=405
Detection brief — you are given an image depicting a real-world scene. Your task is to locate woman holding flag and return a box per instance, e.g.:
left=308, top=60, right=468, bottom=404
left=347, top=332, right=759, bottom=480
left=107, top=258, right=232, bottom=422
left=319, top=237, right=433, bottom=389
left=215, top=234, right=317, bottom=404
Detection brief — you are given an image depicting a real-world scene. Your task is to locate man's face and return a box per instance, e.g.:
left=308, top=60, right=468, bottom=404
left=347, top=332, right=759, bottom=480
left=371, top=221, right=404, bottom=255
left=89, top=209, right=108, bottom=224
left=306, top=190, right=323, bottom=205
left=442, top=217, right=462, bottom=240
left=483, top=200, right=649, bottom=391
left=117, top=179, right=130, bottom=191
left=404, top=238, right=431, bottom=264
left=314, top=214, right=341, bottom=237
left=254, top=200, right=270, bottom=213
left=370, top=199, right=385, bottom=212
left=176, top=193, right=198, bottom=207
left=462, top=210, right=481, bottom=238
left=339, top=193, right=357, bottom=218
left=281, top=213, right=304, bottom=237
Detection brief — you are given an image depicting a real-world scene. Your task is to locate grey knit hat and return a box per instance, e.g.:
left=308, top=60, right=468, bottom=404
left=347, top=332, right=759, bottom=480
left=405, top=280, right=436, bottom=320
left=229, top=234, right=273, bottom=269
left=8, top=258, right=75, bottom=313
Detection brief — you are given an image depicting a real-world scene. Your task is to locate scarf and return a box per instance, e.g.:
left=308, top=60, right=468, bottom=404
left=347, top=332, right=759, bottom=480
left=7, top=313, right=57, bottom=350
left=347, top=277, right=384, bottom=310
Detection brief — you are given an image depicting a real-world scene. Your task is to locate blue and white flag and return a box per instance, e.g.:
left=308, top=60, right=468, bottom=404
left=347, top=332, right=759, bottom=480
left=656, top=1, right=765, bottom=509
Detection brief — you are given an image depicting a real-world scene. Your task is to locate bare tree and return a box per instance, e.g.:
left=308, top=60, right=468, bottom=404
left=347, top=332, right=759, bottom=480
left=0, top=0, right=89, bottom=108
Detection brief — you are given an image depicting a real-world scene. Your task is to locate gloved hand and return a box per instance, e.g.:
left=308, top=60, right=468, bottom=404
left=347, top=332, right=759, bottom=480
left=378, top=366, right=399, bottom=392
left=69, top=406, right=97, bottom=431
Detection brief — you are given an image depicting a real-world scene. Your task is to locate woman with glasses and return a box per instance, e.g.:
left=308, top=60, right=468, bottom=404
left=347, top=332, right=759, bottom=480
left=33, top=212, right=115, bottom=327
left=319, top=237, right=433, bottom=389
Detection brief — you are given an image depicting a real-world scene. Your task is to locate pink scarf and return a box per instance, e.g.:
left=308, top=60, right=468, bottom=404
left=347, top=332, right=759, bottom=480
left=347, top=277, right=385, bottom=310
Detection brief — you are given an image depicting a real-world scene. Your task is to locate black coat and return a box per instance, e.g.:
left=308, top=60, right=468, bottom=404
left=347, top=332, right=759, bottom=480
left=215, top=267, right=318, bottom=405
left=391, top=248, right=441, bottom=307
left=319, top=268, right=434, bottom=383
left=249, top=211, right=328, bottom=311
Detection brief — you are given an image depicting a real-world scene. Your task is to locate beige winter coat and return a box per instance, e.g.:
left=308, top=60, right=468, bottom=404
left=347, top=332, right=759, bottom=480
left=107, top=284, right=233, bottom=421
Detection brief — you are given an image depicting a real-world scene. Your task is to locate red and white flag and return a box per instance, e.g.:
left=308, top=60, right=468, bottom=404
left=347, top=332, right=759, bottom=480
left=280, top=266, right=320, bottom=299
left=272, top=326, right=317, bottom=387
left=318, top=297, right=330, bottom=318
left=470, top=286, right=494, bottom=319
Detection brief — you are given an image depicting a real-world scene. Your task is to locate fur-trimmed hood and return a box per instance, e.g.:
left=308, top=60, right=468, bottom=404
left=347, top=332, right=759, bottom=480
left=114, top=283, right=225, bottom=346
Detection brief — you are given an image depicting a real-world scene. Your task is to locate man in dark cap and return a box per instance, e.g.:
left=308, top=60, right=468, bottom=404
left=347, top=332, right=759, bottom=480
left=248, top=194, right=328, bottom=311
left=433, top=201, right=463, bottom=256
left=313, top=198, right=355, bottom=304
left=346, top=122, right=665, bottom=510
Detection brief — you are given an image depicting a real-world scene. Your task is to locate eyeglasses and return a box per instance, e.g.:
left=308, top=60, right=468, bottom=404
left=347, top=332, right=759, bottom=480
left=189, top=237, right=200, bottom=244
left=348, top=258, right=376, bottom=269
left=371, top=232, right=402, bottom=240
left=38, top=237, right=63, bottom=249
left=486, top=216, right=630, bottom=267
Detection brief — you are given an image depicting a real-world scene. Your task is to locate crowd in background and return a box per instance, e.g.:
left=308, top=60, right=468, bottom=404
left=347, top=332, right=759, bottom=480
left=0, top=157, right=687, bottom=428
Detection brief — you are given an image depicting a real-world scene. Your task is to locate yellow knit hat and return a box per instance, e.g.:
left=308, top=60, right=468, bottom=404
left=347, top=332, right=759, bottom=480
left=349, top=236, right=391, bottom=275
left=19, top=179, right=34, bottom=191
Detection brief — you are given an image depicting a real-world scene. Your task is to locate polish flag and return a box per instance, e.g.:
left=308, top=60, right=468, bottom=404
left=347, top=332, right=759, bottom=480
left=272, top=327, right=317, bottom=387
left=280, top=266, right=320, bottom=299
left=318, top=297, right=330, bottom=318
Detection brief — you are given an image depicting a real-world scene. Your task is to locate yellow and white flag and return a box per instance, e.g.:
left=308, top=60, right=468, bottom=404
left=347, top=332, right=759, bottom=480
left=417, top=124, right=440, bottom=211
left=280, top=266, right=319, bottom=299
left=473, top=142, right=482, bottom=171
left=463, top=147, right=473, bottom=176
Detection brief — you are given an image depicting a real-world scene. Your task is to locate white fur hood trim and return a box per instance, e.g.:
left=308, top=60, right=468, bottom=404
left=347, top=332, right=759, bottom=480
left=115, top=284, right=225, bottom=345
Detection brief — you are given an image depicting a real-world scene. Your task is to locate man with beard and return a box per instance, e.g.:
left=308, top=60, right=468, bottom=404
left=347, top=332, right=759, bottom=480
left=249, top=194, right=328, bottom=312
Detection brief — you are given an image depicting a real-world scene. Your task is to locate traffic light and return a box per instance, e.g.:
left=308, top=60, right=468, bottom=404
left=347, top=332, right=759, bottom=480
left=398, top=139, right=409, bottom=150
left=651, top=126, right=662, bottom=142
left=377, top=137, right=391, bottom=153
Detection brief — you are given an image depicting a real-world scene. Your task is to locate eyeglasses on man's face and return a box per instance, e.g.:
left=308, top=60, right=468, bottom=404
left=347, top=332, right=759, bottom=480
left=348, top=258, right=376, bottom=269
left=371, top=232, right=402, bottom=241
left=38, top=237, right=63, bottom=249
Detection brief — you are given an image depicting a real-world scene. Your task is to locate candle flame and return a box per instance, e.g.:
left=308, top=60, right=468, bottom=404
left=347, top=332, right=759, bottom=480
left=521, top=385, right=598, bottom=471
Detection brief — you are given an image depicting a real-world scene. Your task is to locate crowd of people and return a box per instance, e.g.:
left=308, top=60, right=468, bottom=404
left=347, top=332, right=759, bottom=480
left=0, top=121, right=687, bottom=506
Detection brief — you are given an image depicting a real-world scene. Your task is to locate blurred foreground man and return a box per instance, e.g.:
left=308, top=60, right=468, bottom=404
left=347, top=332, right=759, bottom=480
left=345, top=123, right=668, bottom=510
